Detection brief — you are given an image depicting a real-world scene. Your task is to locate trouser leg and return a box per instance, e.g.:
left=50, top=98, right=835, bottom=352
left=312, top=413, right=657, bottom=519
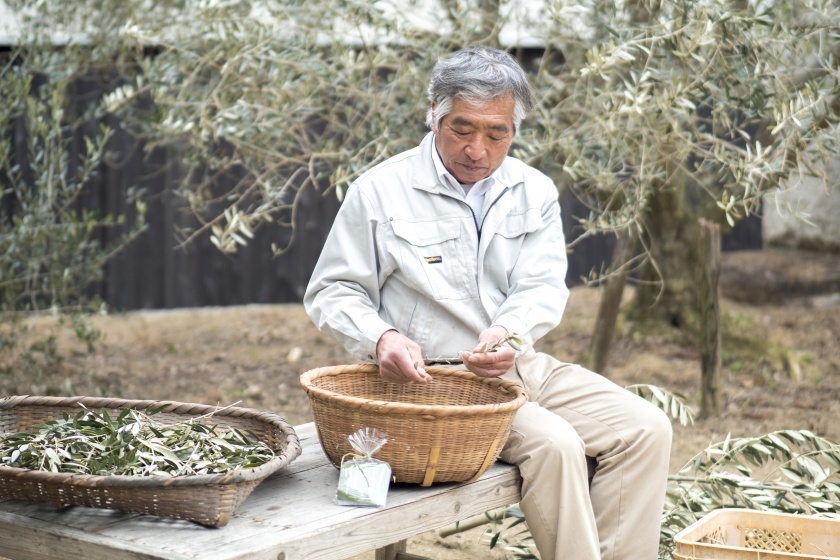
left=501, top=352, right=673, bottom=560
left=500, top=402, right=601, bottom=560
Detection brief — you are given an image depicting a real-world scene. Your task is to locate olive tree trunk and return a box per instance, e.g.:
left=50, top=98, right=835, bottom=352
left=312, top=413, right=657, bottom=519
left=630, top=184, right=703, bottom=333
left=587, top=228, right=638, bottom=376
left=698, top=219, right=722, bottom=417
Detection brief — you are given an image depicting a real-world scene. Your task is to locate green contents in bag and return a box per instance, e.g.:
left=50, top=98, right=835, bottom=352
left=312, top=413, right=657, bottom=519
left=336, top=427, right=391, bottom=507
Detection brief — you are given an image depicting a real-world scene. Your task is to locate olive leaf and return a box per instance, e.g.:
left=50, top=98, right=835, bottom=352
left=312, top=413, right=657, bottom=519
left=660, top=430, right=840, bottom=558
left=473, top=333, right=525, bottom=354
left=424, top=332, right=525, bottom=364
left=473, top=333, right=525, bottom=353
left=0, top=406, right=275, bottom=476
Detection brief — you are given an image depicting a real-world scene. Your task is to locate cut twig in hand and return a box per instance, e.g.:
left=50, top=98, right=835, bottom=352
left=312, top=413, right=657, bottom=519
left=424, top=333, right=524, bottom=364
left=472, top=333, right=524, bottom=354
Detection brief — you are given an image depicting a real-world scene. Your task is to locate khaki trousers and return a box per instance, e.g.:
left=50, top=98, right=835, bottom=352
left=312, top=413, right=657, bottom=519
left=499, top=352, right=672, bottom=560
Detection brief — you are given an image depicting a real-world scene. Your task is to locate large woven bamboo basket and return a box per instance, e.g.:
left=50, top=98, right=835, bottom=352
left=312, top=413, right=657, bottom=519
left=299, top=364, right=527, bottom=486
left=0, top=395, right=302, bottom=527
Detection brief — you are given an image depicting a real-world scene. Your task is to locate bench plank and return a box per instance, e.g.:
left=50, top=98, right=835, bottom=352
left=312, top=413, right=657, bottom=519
left=0, top=423, right=522, bottom=560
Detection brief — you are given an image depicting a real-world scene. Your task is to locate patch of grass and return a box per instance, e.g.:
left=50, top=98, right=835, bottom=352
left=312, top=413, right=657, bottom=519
left=720, top=311, right=787, bottom=376
left=728, top=360, right=744, bottom=373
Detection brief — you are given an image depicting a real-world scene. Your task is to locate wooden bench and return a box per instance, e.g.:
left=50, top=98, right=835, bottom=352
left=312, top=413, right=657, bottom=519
left=0, top=422, right=525, bottom=560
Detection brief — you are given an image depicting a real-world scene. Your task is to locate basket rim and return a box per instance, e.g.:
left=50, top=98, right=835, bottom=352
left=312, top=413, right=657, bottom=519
left=675, top=508, right=840, bottom=542
left=299, top=363, right=527, bottom=416
left=0, top=395, right=302, bottom=487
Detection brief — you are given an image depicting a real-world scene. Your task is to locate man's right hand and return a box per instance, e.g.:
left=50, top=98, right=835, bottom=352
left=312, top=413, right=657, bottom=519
left=376, top=329, right=432, bottom=383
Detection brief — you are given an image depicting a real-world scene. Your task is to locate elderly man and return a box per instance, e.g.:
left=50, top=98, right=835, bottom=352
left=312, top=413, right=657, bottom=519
left=304, top=46, right=672, bottom=560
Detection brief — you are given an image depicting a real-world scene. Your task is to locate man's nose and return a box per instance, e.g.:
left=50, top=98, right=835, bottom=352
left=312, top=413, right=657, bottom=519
left=464, top=137, right=486, bottom=160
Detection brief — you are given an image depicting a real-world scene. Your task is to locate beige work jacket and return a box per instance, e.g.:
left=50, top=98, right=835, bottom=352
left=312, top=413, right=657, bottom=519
left=304, top=133, right=570, bottom=363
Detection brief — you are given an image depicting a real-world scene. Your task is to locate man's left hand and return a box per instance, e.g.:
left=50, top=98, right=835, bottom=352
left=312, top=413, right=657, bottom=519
left=461, top=325, right=516, bottom=378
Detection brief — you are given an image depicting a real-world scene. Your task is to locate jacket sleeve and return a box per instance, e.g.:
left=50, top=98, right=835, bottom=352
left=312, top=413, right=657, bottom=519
left=490, top=184, right=570, bottom=349
left=303, top=185, right=394, bottom=361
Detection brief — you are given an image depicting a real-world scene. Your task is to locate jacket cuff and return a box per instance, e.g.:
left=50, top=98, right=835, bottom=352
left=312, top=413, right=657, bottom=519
left=358, top=320, right=397, bottom=362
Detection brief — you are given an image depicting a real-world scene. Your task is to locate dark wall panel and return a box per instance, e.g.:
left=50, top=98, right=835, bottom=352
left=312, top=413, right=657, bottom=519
left=6, top=76, right=759, bottom=309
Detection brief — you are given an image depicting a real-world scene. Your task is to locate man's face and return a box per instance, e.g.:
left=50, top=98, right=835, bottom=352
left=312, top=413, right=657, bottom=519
left=432, top=95, right=515, bottom=184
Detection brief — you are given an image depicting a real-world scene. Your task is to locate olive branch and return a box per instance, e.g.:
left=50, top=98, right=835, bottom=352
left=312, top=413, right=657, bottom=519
left=423, top=332, right=525, bottom=365
left=0, top=405, right=275, bottom=477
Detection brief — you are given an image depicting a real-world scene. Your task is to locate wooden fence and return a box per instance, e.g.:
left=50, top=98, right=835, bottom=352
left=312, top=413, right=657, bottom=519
left=4, top=75, right=761, bottom=311
left=89, top=133, right=343, bottom=310
left=90, top=147, right=761, bottom=311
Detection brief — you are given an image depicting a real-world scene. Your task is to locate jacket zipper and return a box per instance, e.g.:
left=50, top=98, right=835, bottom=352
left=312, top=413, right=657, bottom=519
left=436, top=186, right=511, bottom=299
left=477, top=187, right=510, bottom=240
left=439, top=185, right=510, bottom=247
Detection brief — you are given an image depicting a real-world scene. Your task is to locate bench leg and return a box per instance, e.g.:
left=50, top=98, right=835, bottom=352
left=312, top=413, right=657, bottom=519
left=374, top=540, right=405, bottom=560
left=373, top=540, right=433, bottom=560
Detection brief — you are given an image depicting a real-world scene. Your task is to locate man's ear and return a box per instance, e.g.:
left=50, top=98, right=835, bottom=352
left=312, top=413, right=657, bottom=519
left=430, top=101, right=438, bottom=134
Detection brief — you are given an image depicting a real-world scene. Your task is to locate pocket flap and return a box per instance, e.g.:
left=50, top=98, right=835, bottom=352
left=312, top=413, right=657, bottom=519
left=495, top=209, right=544, bottom=238
left=390, top=218, right=461, bottom=246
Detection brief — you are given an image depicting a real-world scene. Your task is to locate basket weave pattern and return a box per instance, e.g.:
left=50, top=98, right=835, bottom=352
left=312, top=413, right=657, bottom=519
left=0, top=396, right=302, bottom=526
left=299, top=364, right=526, bottom=486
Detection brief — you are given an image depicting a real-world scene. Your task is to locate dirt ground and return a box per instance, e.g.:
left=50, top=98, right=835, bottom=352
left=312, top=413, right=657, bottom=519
left=2, top=250, right=839, bottom=559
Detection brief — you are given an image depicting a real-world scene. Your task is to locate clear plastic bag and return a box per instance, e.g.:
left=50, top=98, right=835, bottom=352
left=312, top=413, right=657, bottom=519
left=335, top=428, right=391, bottom=507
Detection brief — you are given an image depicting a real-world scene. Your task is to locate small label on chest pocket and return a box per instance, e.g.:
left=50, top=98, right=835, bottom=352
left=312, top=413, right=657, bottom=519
left=424, top=256, right=443, bottom=264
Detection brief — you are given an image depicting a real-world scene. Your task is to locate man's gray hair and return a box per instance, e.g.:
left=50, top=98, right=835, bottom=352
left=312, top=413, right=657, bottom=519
left=425, top=46, right=536, bottom=132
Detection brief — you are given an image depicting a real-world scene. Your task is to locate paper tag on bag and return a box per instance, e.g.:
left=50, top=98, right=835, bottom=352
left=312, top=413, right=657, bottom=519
left=336, top=458, right=391, bottom=506
left=335, top=428, right=391, bottom=507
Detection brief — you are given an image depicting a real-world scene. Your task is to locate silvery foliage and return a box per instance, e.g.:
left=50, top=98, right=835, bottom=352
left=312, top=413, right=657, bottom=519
left=661, top=430, right=840, bottom=559
left=0, top=41, right=145, bottom=373
left=7, top=4, right=837, bottom=550
left=9, top=0, right=838, bottom=254
left=0, top=70, right=117, bottom=314
left=484, top=429, right=840, bottom=560
left=529, top=0, right=840, bottom=243
left=474, top=387, right=840, bottom=560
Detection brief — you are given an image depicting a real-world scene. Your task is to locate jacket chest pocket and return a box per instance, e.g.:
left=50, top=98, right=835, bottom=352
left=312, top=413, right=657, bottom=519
left=490, top=209, right=544, bottom=257
left=485, top=208, right=545, bottom=290
left=494, top=208, right=544, bottom=239
left=388, top=217, right=470, bottom=301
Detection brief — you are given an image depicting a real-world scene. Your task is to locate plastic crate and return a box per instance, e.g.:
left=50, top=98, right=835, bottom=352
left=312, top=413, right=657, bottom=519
left=674, top=509, right=840, bottom=560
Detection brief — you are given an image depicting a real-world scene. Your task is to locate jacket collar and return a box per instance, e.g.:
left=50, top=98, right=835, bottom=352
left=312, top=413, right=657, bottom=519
left=412, top=132, right=525, bottom=194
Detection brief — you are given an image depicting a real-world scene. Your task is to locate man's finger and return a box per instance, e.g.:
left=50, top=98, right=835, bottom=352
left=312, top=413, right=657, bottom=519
left=465, top=348, right=509, bottom=364
left=465, top=362, right=504, bottom=378
left=413, top=361, right=432, bottom=382
left=387, top=352, right=429, bottom=384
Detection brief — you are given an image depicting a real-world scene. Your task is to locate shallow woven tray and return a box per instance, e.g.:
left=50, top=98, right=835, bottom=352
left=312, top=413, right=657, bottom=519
left=0, top=395, right=302, bottom=527
left=299, top=364, right=527, bottom=486
left=674, top=509, right=840, bottom=559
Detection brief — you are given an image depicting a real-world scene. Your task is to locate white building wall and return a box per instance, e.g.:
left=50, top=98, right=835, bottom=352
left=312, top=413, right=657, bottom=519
left=764, top=158, right=840, bottom=252
left=0, top=1, right=21, bottom=44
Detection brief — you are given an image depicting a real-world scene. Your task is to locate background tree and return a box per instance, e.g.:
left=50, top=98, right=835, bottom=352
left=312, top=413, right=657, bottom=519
left=0, top=51, right=145, bottom=373
left=528, top=0, right=839, bottom=338
left=5, top=0, right=839, bottom=371
left=3, top=4, right=838, bottom=554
